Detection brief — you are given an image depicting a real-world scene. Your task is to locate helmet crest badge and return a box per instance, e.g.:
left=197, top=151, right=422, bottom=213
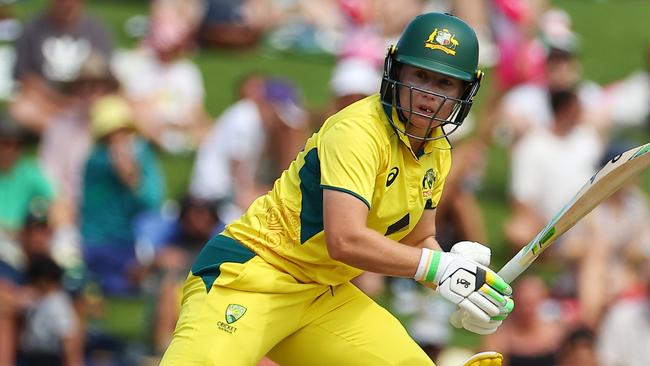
left=425, top=28, right=459, bottom=55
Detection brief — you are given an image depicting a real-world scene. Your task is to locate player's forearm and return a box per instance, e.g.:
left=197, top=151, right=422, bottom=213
left=411, top=235, right=443, bottom=251
left=327, top=227, right=422, bottom=278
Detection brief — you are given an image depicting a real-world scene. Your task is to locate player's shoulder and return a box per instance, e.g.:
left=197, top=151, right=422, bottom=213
left=320, top=94, right=390, bottom=143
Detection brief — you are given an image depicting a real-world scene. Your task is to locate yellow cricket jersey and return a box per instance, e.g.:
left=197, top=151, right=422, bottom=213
left=223, top=94, right=451, bottom=285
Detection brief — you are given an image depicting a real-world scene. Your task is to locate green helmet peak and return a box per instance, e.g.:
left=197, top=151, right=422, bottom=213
left=380, top=13, right=483, bottom=142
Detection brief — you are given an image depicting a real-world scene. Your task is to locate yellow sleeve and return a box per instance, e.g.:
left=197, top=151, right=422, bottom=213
left=318, top=118, right=384, bottom=208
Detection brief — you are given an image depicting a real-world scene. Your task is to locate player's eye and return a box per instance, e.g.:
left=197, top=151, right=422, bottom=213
left=415, top=70, right=429, bottom=81
left=439, top=78, right=453, bottom=87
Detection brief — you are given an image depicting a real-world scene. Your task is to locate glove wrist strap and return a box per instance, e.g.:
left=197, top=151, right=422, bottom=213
left=415, top=248, right=446, bottom=283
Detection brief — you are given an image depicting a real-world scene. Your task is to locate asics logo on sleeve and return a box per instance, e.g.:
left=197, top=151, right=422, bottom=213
left=386, top=167, right=399, bottom=187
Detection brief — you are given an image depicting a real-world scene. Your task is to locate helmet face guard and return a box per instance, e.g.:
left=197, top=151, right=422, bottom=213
left=379, top=13, right=483, bottom=142
left=380, top=59, right=482, bottom=142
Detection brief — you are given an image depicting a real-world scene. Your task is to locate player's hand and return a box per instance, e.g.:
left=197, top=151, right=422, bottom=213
left=414, top=249, right=514, bottom=335
left=448, top=241, right=509, bottom=334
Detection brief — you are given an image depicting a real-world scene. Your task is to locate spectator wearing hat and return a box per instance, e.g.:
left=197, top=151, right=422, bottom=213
left=9, top=0, right=112, bottom=133
left=111, top=0, right=211, bottom=154
left=189, top=74, right=308, bottom=223
left=79, top=95, right=164, bottom=295
left=329, top=58, right=381, bottom=113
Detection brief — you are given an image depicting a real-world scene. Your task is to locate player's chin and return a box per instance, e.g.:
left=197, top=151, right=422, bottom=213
left=409, top=114, right=442, bottom=131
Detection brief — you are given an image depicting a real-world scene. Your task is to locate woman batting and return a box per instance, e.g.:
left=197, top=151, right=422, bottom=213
left=162, top=12, right=513, bottom=366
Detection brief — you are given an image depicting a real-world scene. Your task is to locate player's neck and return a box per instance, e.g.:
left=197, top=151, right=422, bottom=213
left=409, top=137, right=425, bottom=156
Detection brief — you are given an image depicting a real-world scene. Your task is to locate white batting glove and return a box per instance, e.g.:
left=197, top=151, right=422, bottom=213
left=414, top=248, right=514, bottom=335
left=449, top=241, right=504, bottom=333
left=450, top=241, right=491, bottom=267
left=449, top=241, right=508, bottom=334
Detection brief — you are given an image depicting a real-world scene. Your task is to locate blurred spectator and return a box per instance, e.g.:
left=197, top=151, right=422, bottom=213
left=189, top=75, right=308, bottom=223
left=597, top=269, right=650, bottom=366
left=498, top=41, right=606, bottom=144
left=603, top=43, right=650, bottom=129
left=329, top=57, right=381, bottom=113
left=40, top=51, right=118, bottom=213
left=80, top=95, right=164, bottom=295
left=18, top=254, right=82, bottom=366
left=490, top=0, right=548, bottom=91
left=38, top=51, right=119, bottom=267
left=556, top=327, right=600, bottom=366
left=10, top=0, right=112, bottom=133
left=112, top=0, right=210, bottom=154
left=151, top=195, right=223, bottom=354
left=0, top=207, right=64, bottom=366
left=483, top=276, right=566, bottom=366
left=474, top=0, right=548, bottom=142
left=200, top=0, right=277, bottom=49
left=0, top=111, right=54, bottom=275
left=504, top=89, right=604, bottom=250
left=265, top=0, right=344, bottom=54
left=0, top=0, right=21, bottom=100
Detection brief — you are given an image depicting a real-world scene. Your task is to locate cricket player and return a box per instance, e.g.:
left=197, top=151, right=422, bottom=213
left=161, top=13, right=513, bottom=366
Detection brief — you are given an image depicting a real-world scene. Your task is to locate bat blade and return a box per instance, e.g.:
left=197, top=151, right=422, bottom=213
left=498, top=143, right=650, bottom=283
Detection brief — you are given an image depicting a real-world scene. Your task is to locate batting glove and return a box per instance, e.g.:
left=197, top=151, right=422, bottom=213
left=414, top=248, right=514, bottom=335
left=450, top=241, right=491, bottom=267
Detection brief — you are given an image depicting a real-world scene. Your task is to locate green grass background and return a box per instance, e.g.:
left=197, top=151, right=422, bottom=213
left=11, top=0, right=650, bottom=348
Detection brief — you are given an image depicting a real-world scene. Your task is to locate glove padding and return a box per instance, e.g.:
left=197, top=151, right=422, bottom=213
left=450, top=241, right=491, bottom=267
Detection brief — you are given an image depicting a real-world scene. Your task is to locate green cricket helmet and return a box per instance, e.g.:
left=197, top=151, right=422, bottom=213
left=380, top=12, right=483, bottom=141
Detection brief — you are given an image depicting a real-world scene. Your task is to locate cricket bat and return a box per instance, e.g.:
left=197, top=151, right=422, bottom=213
left=497, top=142, right=650, bottom=283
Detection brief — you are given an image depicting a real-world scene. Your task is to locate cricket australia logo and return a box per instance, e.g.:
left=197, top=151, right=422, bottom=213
left=422, top=168, right=436, bottom=199
left=425, top=28, right=459, bottom=55
left=217, top=304, right=247, bottom=334
left=225, top=304, right=247, bottom=324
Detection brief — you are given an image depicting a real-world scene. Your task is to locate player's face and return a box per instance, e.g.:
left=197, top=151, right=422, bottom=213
left=398, top=65, right=465, bottom=135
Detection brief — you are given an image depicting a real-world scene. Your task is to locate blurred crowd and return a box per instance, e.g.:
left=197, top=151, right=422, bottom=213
left=0, top=0, right=648, bottom=365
